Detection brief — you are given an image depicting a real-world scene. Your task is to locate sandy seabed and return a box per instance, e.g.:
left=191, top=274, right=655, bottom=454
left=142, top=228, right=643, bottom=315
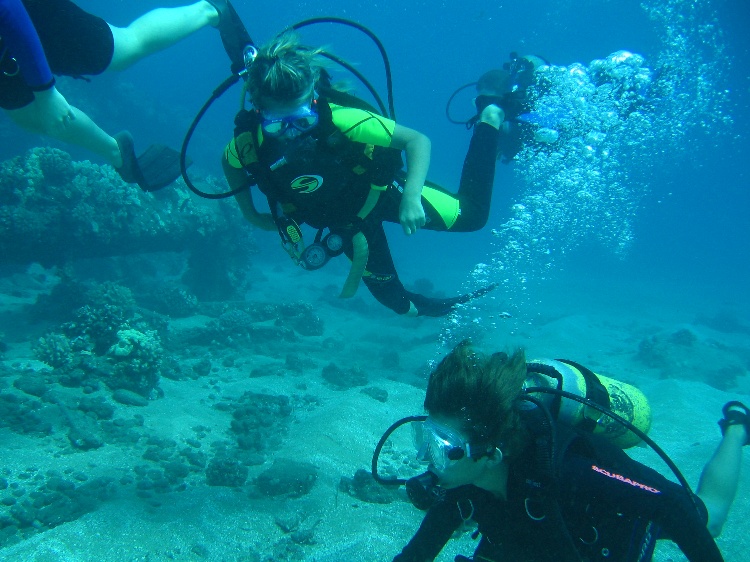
left=1, top=257, right=748, bottom=562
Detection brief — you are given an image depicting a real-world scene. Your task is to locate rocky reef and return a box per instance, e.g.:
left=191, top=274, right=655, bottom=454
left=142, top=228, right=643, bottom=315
left=0, top=147, right=256, bottom=301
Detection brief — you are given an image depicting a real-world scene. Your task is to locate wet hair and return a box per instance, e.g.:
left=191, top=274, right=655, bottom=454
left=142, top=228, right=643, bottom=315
left=476, top=69, right=512, bottom=96
left=424, top=340, right=528, bottom=455
left=247, top=31, right=324, bottom=108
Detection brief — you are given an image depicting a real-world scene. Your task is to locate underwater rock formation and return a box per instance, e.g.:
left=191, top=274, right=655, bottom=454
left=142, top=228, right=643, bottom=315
left=635, top=328, right=746, bottom=390
left=254, top=459, right=317, bottom=498
left=321, top=362, right=368, bottom=390
left=107, top=328, right=163, bottom=398
left=0, top=470, right=116, bottom=548
left=229, top=391, right=292, bottom=458
left=0, top=147, right=258, bottom=301
left=205, top=457, right=248, bottom=487
left=339, top=468, right=399, bottom=504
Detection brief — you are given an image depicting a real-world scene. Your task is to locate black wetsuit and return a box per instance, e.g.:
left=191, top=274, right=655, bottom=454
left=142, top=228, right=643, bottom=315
left=394, top=435, right=722, bottom=562
left=225, top=100, right=499, bottom=317
left=0, top=0, right=114, bottom=110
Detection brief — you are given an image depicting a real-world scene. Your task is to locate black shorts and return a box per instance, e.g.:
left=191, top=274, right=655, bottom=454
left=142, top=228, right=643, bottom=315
left=0, top=0, right=114, bottom=110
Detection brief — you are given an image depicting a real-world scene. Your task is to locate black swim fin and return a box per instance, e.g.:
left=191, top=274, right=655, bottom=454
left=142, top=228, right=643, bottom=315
left=135, top=144, right=187, bottom=192
left=407, top=283, right=499, bottom=318
left=207, top=0, right=253, bottom=73
left=115, top=131, right=189, bottom=192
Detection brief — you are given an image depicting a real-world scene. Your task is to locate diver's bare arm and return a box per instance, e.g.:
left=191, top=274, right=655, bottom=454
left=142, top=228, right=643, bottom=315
left=390, top=124, right=430, bottom=234
left=390, top=124, right=430, bottom=203
left=222, top=154, right=276, bottom=231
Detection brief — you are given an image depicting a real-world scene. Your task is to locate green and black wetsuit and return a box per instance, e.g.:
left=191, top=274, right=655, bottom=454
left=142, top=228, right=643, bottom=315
left=223, top=98, right=499, bottom=316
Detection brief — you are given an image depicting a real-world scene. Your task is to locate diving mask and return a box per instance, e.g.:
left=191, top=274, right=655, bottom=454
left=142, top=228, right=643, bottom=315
left=261, top=104, right=319, bottom=137
left=412, top=418, right=482, bottom=472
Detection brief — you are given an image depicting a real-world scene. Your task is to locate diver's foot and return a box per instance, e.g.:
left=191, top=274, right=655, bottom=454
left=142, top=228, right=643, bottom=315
left=114, top=131, right=184, bottom=192
left=405, top=283, right=498, bottom=318
left=474, top=94, right=505, bottom=115
left=205, top=0, right=228, bottom=28
left=114, top=131, right=145, bottom=187
left=479, top=105, right=504, bottom=129
left=474, top=95, right=505, bottom=129
left=719, top=401, right=750, bottom=445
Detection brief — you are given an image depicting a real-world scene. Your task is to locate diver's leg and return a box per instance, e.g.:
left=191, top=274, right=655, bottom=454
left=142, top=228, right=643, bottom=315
left=7, top=98, right=122, bottom=167
left=354, top=224, right=415, bottom=315
left=414, top=106, right=502, bottom=234
left=4, top=0, right=122, bottom=167
left=696, top=404, right=748, bottom=537
left=448, top=106, right=502, bottom=232
left=107, top=2, right=220, bottom=71
left=354, top=222, right=496, bottom=317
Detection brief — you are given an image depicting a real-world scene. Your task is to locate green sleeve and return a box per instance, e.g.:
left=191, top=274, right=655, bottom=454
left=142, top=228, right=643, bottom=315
left=330, top=104, right=396, bottom=147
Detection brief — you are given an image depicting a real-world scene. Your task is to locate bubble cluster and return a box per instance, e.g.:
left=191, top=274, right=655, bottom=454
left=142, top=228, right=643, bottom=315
left=441, top=0, right=732, bottom=346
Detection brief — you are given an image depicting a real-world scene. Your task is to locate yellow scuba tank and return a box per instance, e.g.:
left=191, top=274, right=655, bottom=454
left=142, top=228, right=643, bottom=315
left=524, top=359, right=651, bottom=448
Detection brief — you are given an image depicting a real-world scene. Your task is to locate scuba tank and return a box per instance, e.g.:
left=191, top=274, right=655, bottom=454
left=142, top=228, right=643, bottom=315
left=523, top=359, right=651, bottom=449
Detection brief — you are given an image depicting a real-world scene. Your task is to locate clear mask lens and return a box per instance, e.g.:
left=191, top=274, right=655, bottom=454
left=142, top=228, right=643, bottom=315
left=412, top=420, right=467, bottom=472
left=261, top=106, right=319, bottom=137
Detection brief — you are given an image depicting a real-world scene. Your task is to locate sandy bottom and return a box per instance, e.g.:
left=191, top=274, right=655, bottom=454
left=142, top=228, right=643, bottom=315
left=1, top=259, right=748, bottom=562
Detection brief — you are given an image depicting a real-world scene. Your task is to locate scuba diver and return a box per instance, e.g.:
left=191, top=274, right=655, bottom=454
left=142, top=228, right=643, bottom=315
left=379, top=341, right=748, bottom=561
left=221, top=31, right=504, bottom=317
left=449, top=53, right=550, bottom=164
left=0, top=0, right=247, bottom=191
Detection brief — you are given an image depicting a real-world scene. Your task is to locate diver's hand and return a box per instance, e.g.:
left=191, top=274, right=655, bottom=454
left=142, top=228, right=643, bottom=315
left=399, top=196, right=426, bottom=236
left=33, top=86, right=76, bottom=136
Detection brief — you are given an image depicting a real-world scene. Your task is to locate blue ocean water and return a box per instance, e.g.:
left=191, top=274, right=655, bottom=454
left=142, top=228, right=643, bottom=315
left=50, top=0, right=747, bottom=307
left=1, top=1, right=749, bottom=559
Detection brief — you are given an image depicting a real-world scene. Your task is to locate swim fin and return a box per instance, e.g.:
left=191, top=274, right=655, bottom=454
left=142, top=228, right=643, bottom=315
left=407, top=283, right=499, bottom=318
left=115, top=131, right=188, bottom=192
left=206, top=0, right=253, bottom=73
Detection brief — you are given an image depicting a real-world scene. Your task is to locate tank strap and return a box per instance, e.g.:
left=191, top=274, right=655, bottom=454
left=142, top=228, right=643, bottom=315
left=520, top=410, right=584, bottom=562
left=556, top=359, right=611, bottom=433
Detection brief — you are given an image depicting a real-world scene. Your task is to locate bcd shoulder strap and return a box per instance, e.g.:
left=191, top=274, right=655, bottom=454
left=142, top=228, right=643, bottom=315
left=521, top=408, right=584, bottom=562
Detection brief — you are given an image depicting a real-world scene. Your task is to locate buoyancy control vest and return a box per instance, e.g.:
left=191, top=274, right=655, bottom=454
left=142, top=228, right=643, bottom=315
left=487, top=420, right=661, bottom=562
left=232, top=91, right=404, bottom=297
left=232, top=94, right=403, bottom=229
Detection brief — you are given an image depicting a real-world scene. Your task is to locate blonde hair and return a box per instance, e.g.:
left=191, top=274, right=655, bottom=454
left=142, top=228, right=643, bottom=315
left=247, top=31, right=325, bottom=108
left=424, top=341, right=529, bottom=455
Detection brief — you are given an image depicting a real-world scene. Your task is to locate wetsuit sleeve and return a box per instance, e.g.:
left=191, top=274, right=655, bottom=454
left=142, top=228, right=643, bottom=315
left=330, top=104, right=396, bottom=147
left=222, top=140, right=252, bottom=187
left=393, top=500, right=463, bottom=562
left=562, top=440, right=724, bottom=562
left=0, top=0, right=55, bottom=91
